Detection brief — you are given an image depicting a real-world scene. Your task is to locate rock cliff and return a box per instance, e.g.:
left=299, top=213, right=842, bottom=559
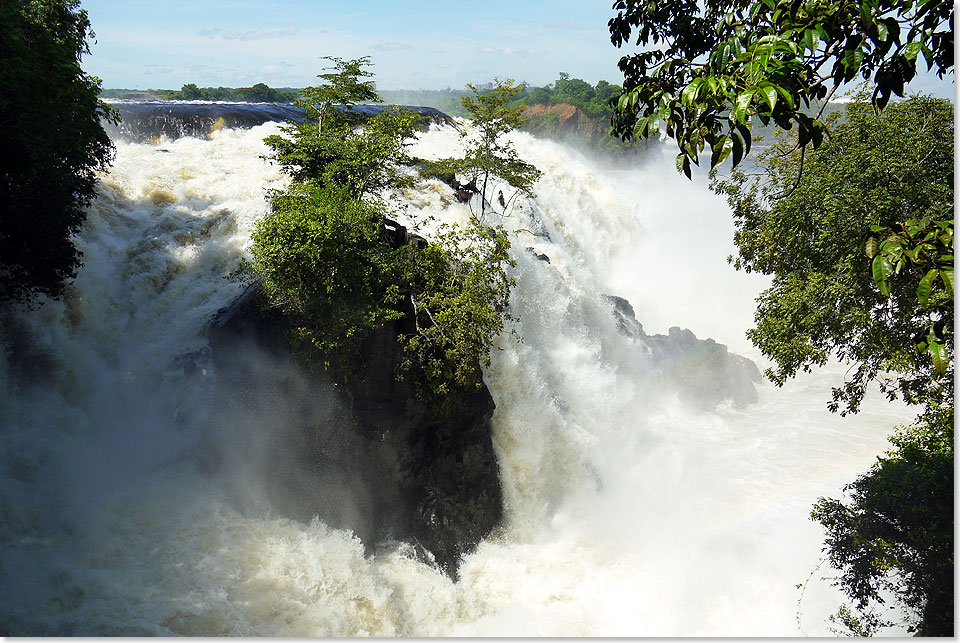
left=206, top=220, right=502, bottom=578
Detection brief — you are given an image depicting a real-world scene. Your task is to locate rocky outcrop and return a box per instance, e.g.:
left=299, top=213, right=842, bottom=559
left=602, top=293, right=763, bottom=408
left=519, top=103, right=652, bottom=155
left=521, top=103, right=606, bottom=147
left=206, top=220, right=501, bottom=578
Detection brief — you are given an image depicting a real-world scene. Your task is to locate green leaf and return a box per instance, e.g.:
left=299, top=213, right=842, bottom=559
left=719, top=42, right=732, bottom=70
left=918, top=268, right=937, bottom=308
left=928, top=340, right=948, bottom=374
left=681, top=78, right=703, bottom=105
left=904, top=41, right=922, bottom=61
left=865, top=236, right=878, bottom=258
left=940, top=268, right=954, bottom=295
left=774, top=84, right=796, bottom=109
left=877, top=21, right=889, bottom=42
left=731, top=131, right=744, bottom=167
left=736, top=122, right=752, bottom=156
left=872, top=255, right=892, bottom=295
left=761, top=84, right=778, bottom=112
left=735, top=90, right=755, bottom=122
left=710, top=135, right=734, bottom=168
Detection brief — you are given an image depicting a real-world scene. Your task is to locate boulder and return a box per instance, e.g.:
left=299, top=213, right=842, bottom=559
left=601, top=293, right=762, bottom=408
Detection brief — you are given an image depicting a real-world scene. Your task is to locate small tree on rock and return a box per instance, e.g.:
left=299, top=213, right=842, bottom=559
left=430, top=79, right=542, bottom=223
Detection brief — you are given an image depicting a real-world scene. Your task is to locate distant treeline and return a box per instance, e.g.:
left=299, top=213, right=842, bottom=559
left=516, top=73, right=622, bottom=117
left=100, top=82, right=301, bottom=102
left=379, top=74, right=624, bottom=119
left=100, top=74, right=624, bottom=115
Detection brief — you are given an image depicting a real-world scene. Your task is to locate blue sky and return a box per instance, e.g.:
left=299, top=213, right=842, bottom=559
left=81, top=0, right=953, bottom=96
left=81, top=1, right=624, bottom=90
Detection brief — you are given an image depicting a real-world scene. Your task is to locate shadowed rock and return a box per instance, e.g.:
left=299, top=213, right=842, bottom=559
left=602, top=293, right=762, bottom=408
left=207, top=220, right=501, bottom=578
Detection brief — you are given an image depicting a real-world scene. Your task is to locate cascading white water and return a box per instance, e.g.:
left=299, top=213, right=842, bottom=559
left=0, top=118, right=914, bottom=636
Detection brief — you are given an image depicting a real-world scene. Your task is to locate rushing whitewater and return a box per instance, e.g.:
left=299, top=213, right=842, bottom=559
left=0, top=115, right=913, bottom=636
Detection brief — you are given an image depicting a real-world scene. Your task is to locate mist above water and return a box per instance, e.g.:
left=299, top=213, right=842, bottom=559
left=0, top=115, right=912, bottom=635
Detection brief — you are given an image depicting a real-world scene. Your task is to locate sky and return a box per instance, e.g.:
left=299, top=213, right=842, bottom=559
left=81, top=0, right=625, bottom=90
left=81, top=0, right=954, bottom=96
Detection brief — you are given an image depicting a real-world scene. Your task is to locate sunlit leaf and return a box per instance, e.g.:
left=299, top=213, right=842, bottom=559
left=918, top=268, right=938, bottom=307
left=872, top=255, right=892, bottom=295
left=761, top=85, right=778, bottom=111
left=940, top=268, right=954, bottom=295
left=928, top=340, right=948, bottom=374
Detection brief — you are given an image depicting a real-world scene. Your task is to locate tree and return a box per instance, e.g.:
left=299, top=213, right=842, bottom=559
left=296, top=56, right=379, bottom=134
left=251, top=58, right=519, bottom=400
left=712, top=95, right=953, bottom=415
left=811, top=404, right=953, bottom=635
left=609, top=0, right=954, bottom=176
left=264, top=57, right=421, bottom=196
left=430, top=79, right=542, bottom=223
left=0, top=0, right=116, bottom=304
left=266, top=103, right=421, bottom=198
left=249, top=182, right=406, bottom=377
left=237, top=82, right=280, bottom=103
left=712, top=95, right=953, bottom=635
left=179, top=82, right=202, bottom=99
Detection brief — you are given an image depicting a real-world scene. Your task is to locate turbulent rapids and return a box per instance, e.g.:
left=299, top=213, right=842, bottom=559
left=0, top=104, right=913, bottom=636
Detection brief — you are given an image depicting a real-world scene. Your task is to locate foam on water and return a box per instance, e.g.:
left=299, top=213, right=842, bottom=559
left=0, top=122, right=913, bottom=635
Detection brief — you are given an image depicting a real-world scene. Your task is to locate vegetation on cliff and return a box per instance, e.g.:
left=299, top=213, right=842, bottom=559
left=424, top=80, right=542, bottom=221
left=0, top=0, right=116, bottom=304
left=248, top=58, right=529, bottom=401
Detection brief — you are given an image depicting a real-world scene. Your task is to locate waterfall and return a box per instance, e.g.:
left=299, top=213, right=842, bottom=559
left=0, top=107, right=913, bottom=636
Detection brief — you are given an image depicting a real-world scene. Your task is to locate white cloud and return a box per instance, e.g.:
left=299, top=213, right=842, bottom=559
left=199, top=23, right=297, bottom=42
left=477, top=45, right=542, bottom=57
left=546, top=19, right=580, bottom=30
left=371, top=40, right=411, bottom=52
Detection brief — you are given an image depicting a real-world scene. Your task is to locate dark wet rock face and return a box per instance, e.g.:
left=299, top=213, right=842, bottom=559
left=602, top=293, right=762, bottom=409
left=207, top=221, right=501, bottom=578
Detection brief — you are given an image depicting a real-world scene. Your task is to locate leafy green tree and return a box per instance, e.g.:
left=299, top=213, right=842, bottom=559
left=179, top=82, right=202, bottom=99
left=296, top=56, right=379, bottom=133
left=266, top=103, right=421, bottom=197
left=553, top=73, right=595, bottom=106
left=251, top=59, right=518, bottom=400
left=399, top=220, right=515, bottom=398
left=250, top=183, right=406, bottom=376
left=431, top=79, right=542, bottom=222
left=237, top=82, right=280, bottom=102
left=264, top=57, right=423, bottom=197
left=811, top=404, right=953, bottom=635
left=712, top=95, right=953, bottom=415
left=609, top=0, right=954, bottom=175
left=713, top=94, right=953, bottom=635
left=0, top=0, right=116, bottom=304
